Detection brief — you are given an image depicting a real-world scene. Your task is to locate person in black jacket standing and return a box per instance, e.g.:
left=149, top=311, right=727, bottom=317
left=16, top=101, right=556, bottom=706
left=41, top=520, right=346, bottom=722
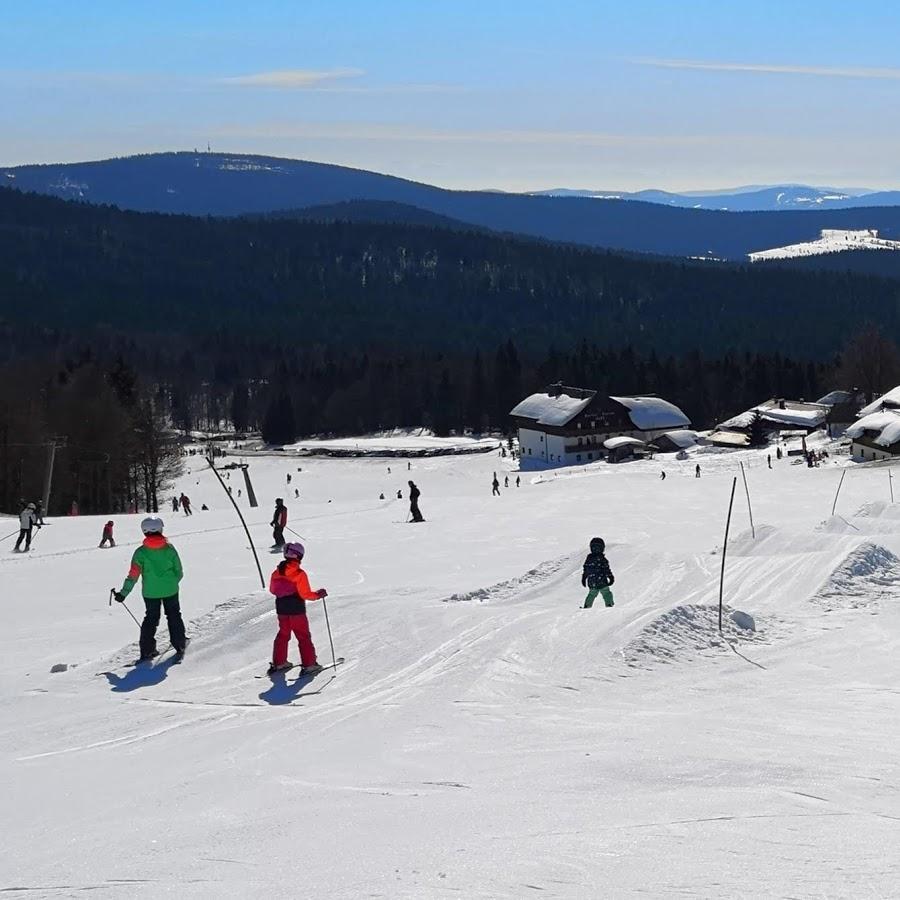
left=581, top=537, right=614, bottom=608
left=271, top=498, right=287, bottom=548
left=408, top=481, right=424, bottom=522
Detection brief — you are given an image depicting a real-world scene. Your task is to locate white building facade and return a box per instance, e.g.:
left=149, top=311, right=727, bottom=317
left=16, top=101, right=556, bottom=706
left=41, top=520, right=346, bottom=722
left=510, top=385, right=691, bottom=468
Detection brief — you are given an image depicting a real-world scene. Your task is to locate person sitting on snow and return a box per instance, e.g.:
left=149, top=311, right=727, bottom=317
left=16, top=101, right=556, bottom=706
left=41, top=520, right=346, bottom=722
left=581, top=537, right=615, bottom=609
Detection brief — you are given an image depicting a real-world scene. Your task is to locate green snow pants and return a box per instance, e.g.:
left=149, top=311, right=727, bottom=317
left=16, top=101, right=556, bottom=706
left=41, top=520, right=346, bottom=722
left=584, top=586, right=614, bottom=609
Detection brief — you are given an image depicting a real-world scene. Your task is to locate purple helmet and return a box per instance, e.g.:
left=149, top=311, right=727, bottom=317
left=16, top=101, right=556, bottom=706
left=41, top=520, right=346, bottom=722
left=284, top=541, right=305, bottom=560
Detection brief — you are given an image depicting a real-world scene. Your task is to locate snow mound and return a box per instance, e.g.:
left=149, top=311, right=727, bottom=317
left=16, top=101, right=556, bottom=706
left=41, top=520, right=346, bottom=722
left=443, top=553, right=578, bottom=604
left=622, top=604, right=763, bottom=669
left=814, top=543, right=900, bottom=610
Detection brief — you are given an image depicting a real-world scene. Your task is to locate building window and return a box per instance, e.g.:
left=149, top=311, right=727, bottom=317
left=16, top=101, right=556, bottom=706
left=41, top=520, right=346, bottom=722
left=528, top=448, right=532, bottom=456
left=588, top=453, right=593, bottom=460
left=540, top=435, right=544, bottom=442
left=576, top=454, right=582, bottom=462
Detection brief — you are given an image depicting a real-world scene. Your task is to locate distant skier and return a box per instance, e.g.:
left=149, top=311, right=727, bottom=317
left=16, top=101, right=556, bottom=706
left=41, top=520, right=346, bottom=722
left=581, top=537, right=614, bottom=609
left=695, top=464, right=701, bottom=478
left=660, top=471, right=666, bottom=481
left=34, top=499, right=45, bottom=526
left=767, top=454, right=772, bottom=469
left=379, top=492, right=385, bottom=500
left=397, top=489, right=402, bottom=499
left=286, top=473, right=292, bottom=484
left=407, top=461, right=411, bottom=471
left=171, top=496, right=179, bottom=513
left=408, top=480, right=424, bottom=522
left=69, top=500, right=79, bottom=516
left=114, top=517, right=186, bottom=661
left=294, top=488, right=299, bottom=499
left=180, top=493, right=192, bottom=516
left=271, top=498, right=287, bottom=548
left=504, top=475, right=509, bottom=488
left=267, top=542, right=327, bottom=675
left=776, top=446, right=783, bottom=461
left=99, top=520, right=115, bottom=548
left=14, top=501, right=39, bottom=552
left=492, top=473, right=500, bottom=496
left=516, top=476, right=520, bottom=487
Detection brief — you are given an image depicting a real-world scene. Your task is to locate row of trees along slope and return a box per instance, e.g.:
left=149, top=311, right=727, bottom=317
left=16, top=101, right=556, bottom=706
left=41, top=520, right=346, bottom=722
left=2, top=186, right=900, bottom=513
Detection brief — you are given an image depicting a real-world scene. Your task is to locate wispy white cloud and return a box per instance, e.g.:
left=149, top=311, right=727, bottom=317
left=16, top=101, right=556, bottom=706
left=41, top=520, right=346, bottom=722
left=219, top=68, right=364, bottom=89
left=634, top=57, right=900, bottom=81
left=212, top=121, right=724, bottom=147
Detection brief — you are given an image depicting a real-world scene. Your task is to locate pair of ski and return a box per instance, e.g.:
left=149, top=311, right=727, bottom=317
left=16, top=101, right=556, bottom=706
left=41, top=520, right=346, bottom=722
left=126, top=641, right=188, bottom=667
left=256, top=657, right=345, bottom=679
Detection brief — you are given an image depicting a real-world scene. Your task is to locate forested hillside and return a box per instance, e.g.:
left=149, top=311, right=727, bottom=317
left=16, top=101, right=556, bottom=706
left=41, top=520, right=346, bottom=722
left=1, top=186, right=897, bottom=513
left=8, top=152, right=900, bottom=258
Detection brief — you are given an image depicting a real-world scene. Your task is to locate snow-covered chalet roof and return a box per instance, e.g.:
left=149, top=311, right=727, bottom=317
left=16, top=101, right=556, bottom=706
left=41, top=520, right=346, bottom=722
left=720, top=400, right=827, bottom=430
left=857, top=386, right=900, bottom=418
left=510, top=391, right=595, bottom=427
left=846, top=411, right=900, bottom=448
left=603, top=436, right=647, bottom=450
left=816, top=390, right=857, bottom=407
left=609, top=396, right=690, bottom=430
left=653, top=429, right=700, bottom=449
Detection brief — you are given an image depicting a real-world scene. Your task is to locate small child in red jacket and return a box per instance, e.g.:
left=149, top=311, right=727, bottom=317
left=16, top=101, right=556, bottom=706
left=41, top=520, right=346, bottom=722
left=267, top=542, right=327, bottom=675
left=99, top=520, right=115, bottom=548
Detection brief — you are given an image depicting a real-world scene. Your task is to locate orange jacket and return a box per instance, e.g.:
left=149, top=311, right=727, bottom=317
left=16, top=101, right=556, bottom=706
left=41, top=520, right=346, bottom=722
left=269, top=559, right=319, bottom=599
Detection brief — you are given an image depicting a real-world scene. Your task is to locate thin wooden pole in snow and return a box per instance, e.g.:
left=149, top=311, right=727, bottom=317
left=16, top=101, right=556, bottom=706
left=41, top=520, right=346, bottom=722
left=739, top=461, right=755, bottom=539
left=207, top=455, right=265, bottom=589
left=831, top=470, right=847, bottom=518
left=718, top=477, right=737, bottom=632
left=890, top=470, right=894, bottom=504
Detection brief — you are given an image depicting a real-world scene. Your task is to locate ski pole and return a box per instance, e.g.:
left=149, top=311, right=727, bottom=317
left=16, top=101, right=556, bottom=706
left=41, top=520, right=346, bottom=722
left=110, top=588, right=141, bottom=628
left=1, top=529, right=19, bottom=543
left=320, top=595, right=338, bottom=673
left=286, top=525, right=308, bottom=542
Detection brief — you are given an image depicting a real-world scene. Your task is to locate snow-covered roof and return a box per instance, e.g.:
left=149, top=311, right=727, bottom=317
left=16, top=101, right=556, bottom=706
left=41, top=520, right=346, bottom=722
left=720, top=400, right=827, bottom=430
left=846, top=411, right=900, bottom=447
left=653, top=429, right=699, bottom=449
left=707, top=430, right=750, bottom=447
left=510, top=391, right=595, bottom=427
left=610, top=396, right=690, bottom=430
left=816, top=390, right=857, bottom=407
left=857, top=386, right=900, bottom=418
left=604, top=436, right=647, bottom=450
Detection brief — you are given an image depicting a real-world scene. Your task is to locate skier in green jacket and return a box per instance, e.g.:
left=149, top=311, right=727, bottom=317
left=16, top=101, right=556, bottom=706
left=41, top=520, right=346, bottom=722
left=114, top=517, right=187, bottom=661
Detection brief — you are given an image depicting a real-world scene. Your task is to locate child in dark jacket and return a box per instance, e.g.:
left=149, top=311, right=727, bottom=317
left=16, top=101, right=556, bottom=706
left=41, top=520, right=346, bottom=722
left=581, top=537, right=614, bottom=609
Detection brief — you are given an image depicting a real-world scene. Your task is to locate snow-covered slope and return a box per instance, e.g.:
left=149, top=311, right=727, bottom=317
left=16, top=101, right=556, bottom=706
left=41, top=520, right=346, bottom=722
left=749, top=228, right=900, bottom=261
left=3, top=440, right=900, bottom=896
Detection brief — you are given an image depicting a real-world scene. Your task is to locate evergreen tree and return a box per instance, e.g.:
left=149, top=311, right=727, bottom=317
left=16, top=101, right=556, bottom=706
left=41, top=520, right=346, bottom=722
left=748, top=410, right=767, bottom=447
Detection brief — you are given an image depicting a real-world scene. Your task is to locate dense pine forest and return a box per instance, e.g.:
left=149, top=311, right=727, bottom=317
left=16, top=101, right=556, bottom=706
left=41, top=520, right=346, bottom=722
left=1, top=185, right=899, bottom=513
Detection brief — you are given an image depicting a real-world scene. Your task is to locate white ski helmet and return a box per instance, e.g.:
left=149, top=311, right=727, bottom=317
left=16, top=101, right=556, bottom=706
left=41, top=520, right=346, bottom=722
left=141, top=516, right=165, bottom=535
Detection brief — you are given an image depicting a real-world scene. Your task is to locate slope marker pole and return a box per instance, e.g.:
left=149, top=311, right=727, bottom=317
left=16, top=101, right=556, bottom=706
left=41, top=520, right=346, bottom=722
left=718, top=477, right=737, bottom=633
left=831, top=470, right=847, bottom=518
left=739, top=461, right=755, bottom=539
left=207, top=456, right=265, bottom=589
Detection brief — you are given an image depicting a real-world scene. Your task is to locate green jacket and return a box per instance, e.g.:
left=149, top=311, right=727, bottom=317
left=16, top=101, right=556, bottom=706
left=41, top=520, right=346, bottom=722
left=120, top=535, right=183, bottom=599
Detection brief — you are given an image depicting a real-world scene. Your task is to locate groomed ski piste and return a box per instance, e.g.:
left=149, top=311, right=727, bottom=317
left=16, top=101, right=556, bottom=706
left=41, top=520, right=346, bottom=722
left=2, top=436, right=900, bottom=898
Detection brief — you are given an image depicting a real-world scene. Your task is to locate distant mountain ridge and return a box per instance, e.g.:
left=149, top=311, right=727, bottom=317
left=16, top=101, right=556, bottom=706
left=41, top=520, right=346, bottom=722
left=6, top=151, right=900, bottom=260
left=531, top=184, right=900, bottom=211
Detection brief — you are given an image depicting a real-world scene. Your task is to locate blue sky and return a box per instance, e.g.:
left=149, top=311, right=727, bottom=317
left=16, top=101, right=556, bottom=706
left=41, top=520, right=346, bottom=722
left=2, top=0, right=900, bottom=190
